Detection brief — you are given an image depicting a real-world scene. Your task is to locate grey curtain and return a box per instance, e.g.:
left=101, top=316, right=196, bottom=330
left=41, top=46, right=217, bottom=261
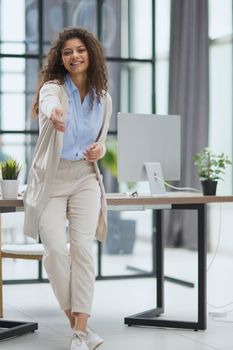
left=163, top=0, right=209, bottom=249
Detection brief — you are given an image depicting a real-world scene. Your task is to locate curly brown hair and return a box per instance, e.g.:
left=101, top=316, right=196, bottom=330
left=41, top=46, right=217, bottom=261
left=32, top=27, right=108, bottom=117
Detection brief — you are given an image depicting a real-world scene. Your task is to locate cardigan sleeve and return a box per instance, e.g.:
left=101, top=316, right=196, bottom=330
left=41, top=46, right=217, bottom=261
left=39, top=82, right=63, bottom=119
left=97, top=92, right=112, bottom=158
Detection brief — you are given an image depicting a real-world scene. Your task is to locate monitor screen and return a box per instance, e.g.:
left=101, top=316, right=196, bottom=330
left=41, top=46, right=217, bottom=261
left=117, top=113, right=181, bottom=183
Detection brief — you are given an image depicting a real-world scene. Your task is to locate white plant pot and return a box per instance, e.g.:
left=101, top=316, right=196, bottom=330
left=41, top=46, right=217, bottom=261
left=1, top=179, right=20, bottom=199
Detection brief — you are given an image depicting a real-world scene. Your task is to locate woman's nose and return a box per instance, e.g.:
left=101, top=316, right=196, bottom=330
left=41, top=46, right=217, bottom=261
left=72, top=50, right=79, bottom=57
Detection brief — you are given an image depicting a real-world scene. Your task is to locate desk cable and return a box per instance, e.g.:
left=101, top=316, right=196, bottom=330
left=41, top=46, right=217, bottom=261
left=207, top=203, right=222, bottom=272
left=206, top=203, right=233, bottom=322
left=153, top=174, right=200, bottom=192
left=208, top=304, right=233, bottom=323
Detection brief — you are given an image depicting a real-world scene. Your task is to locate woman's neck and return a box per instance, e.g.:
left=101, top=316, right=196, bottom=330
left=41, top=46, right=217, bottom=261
left=70, top=74, right=88, bottom=102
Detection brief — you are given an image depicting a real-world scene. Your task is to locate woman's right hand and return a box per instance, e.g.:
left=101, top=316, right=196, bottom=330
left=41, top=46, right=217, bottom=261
left=50, top=108, right=66, bottom=132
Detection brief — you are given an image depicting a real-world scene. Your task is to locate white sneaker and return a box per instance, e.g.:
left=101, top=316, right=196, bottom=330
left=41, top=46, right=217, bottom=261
left=71, top=331, right=89, bottom=350
left=86, top=327, right=104, bottom=350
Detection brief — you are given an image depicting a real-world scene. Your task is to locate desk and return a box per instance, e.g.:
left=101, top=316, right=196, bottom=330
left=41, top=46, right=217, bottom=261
left=0, top=199, right=38, bottom=340
left=1, top=193, right=233, bottom=335
left=106, top=192, right=233, bottom=331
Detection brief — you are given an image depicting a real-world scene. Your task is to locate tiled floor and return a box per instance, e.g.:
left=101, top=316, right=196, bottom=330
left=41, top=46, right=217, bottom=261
left=1, top=248, right=233, bottom=350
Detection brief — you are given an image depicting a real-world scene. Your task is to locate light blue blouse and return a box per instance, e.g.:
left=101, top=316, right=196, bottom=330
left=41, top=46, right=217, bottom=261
left=60, top=74, right=103, bottom=160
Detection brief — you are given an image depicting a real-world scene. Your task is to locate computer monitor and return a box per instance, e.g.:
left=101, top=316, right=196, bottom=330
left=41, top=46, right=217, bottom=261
left=117, top=113, right=181, bottom=196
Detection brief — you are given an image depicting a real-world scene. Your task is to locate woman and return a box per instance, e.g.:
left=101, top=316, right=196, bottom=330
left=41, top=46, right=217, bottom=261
left=23, top=27, right=112, bottom=350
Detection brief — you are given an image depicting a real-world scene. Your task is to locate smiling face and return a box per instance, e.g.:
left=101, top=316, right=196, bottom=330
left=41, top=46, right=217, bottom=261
left=61, top=38, right=89, bottom=78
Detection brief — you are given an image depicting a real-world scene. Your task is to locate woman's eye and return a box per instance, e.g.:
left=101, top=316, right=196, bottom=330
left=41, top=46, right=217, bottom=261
left=63, top=51, right=72, bottom=56
left=62, top=48, right=86, bottom=55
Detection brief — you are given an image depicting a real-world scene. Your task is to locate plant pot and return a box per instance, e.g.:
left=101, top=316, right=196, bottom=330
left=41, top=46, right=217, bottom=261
left=1, top=179, right=20, bottom=199
left=201, top=180, right=217, bottom=196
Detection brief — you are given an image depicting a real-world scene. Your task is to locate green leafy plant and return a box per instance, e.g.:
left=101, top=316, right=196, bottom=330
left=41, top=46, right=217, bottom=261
left=193, top=148, right=231, bottom=181
left=100, top=139, right=118, bottom=178
left=0, top=159, right=23, bottom=180
left=100, top=139, right=135, bottom=190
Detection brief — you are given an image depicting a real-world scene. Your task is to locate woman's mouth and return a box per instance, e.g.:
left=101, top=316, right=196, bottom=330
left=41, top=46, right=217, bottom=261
left=70, top=61, right=83, bottom=67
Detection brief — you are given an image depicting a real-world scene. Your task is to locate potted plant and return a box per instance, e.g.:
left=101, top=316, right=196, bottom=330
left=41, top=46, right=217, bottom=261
left=193, top=148, right=232, bottom=195
left=0, top=159, right=22, bottom=199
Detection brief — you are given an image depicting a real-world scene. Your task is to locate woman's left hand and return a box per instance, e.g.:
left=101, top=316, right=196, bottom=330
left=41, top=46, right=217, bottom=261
left=84, top=143, right=103, bottom=162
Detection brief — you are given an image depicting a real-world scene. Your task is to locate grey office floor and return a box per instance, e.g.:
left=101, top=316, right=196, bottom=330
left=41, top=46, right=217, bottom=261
left=1, top=247, right=233, bottom=350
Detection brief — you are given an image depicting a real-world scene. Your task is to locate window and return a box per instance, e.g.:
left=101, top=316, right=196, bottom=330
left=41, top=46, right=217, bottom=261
left=1, top=0, right=165, bottom=280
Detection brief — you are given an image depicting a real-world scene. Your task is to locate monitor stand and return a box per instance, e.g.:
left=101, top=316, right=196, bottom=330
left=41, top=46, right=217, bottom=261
left=144, top=162, right=166, bottom=196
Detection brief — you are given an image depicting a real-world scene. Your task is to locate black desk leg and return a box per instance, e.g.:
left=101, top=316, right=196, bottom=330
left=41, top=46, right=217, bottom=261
left=126, top=209, right=194, bottom=288
left=125, top=210, right=165, bottom=325
left=155, top=210, right=164, bottom=312
left=124, top=204, right=207, bottom=330
left=197, top=203, right=207, bottom=330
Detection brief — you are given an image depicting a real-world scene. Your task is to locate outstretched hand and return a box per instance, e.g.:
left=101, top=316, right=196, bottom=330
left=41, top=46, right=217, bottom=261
left=50, top=108, right=66, bottom=132
left=84, top=143, right=103, bottom=162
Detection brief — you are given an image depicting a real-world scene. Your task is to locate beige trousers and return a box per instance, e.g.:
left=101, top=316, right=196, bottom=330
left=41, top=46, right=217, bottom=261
left=39, top=159, right=101, bottom=315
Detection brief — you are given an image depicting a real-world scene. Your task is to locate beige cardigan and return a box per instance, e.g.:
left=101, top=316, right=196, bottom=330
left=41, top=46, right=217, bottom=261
left=23, top=81, right=112, bottom=242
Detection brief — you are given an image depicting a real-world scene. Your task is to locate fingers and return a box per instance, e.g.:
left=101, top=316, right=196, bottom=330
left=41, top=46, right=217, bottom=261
left=51, top=107, right=63, bottom=120
left=84, top=143, right=101, bottom=161
left=50, top=108, right=66, bottom=132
